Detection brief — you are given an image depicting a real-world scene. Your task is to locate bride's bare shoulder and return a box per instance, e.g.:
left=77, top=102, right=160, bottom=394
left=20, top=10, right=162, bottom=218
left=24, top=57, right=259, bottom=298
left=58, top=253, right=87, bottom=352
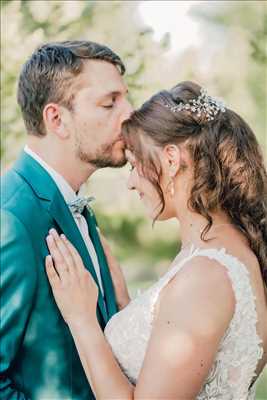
left=156, top=255, right=236, bottom=336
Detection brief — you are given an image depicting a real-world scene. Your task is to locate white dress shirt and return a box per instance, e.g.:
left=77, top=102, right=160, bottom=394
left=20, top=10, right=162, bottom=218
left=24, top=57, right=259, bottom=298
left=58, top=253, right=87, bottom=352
left=24, top=146, right=105, bottom=296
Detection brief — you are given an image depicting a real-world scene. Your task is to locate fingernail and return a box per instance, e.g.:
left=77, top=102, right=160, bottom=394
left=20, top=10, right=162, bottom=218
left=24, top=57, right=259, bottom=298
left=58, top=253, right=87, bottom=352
left=61, top=234, right=66, bottom=240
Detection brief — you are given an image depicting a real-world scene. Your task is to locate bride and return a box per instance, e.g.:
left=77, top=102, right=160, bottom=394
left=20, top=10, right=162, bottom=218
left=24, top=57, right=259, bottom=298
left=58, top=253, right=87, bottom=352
left=45, top=81, right=267, bottom=399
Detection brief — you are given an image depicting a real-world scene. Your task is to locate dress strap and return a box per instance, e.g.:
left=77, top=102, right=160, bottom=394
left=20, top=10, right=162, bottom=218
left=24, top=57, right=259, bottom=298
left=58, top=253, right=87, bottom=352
left=158, top=246, right=254, bottom=305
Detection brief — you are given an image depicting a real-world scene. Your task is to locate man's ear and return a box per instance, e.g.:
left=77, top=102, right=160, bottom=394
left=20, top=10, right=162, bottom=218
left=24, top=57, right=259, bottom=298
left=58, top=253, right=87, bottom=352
left=43, top=103, right=69, bottom=139
left=163, top=144, right=181, bottom=177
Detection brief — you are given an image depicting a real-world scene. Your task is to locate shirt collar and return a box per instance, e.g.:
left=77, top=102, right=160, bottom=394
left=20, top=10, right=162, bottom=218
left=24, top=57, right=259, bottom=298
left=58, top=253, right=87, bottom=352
left=24, top=145, right=80, bottom=204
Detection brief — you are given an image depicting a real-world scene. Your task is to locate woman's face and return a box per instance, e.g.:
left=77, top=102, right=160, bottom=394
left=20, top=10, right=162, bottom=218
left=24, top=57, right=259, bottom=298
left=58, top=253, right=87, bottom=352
left=126, top=149, right=161, bottom=219
left=125, top=148, right=179, bottom=221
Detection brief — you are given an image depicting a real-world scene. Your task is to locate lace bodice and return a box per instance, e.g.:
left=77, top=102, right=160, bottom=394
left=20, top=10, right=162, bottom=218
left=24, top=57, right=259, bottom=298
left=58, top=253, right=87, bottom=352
left=104, top=247, right=264, bottom=399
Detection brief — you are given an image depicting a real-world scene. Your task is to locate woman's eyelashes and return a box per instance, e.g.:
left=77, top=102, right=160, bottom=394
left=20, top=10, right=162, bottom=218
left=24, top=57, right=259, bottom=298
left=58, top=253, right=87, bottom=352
left=102, top=103, right=114, bottom=109
left=102, top=96, right=117, bottom=109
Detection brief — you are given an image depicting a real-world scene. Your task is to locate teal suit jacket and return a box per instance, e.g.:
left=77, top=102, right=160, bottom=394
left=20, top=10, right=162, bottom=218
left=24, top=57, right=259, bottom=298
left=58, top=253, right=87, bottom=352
left=0, top=151, right=118, bottom=399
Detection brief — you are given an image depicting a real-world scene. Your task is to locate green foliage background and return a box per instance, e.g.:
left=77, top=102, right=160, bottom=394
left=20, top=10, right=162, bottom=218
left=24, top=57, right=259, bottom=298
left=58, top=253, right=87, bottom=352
left=1, top=0, right=266, bottom=396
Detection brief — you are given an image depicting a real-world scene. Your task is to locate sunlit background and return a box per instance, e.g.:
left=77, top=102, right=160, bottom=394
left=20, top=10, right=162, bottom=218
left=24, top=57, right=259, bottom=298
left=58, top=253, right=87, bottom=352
left=1, top=0, right=266, bottom=396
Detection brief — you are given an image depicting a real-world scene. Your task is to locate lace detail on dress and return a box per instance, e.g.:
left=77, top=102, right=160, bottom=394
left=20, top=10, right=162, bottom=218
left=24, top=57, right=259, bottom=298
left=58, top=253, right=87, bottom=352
left=104, top=246, right=264, bottom=398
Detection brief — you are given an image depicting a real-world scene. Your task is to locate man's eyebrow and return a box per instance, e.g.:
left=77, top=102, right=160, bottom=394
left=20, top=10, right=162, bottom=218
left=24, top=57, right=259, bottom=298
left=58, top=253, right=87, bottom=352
left=100, top=89, right=129, bottom=99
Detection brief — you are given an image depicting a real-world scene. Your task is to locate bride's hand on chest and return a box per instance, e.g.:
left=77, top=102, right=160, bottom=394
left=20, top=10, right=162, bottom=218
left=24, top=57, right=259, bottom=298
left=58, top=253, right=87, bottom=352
left=45, top=228, right=99, bottom=328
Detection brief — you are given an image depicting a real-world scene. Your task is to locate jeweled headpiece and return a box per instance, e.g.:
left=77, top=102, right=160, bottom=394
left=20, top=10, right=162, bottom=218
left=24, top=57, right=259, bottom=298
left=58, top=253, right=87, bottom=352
left=164, top=88, right=226, bottom=121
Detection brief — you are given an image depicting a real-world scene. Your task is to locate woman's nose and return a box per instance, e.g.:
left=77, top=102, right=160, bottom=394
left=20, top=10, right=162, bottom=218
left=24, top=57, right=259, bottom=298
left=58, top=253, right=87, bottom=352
left=127, top=172, right=136, bottom=191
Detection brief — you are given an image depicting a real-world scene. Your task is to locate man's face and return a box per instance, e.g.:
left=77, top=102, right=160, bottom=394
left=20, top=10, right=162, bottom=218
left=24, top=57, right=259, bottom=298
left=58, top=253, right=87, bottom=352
left=65, top=60, right=133, bottom=168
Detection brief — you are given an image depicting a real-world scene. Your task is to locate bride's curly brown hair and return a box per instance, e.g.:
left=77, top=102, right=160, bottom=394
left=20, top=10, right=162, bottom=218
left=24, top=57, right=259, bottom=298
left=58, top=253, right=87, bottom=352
left=122, top=81, right=267, bottom=286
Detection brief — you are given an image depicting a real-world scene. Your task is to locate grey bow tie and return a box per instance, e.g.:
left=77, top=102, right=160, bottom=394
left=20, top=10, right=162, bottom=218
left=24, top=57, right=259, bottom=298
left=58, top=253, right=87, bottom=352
left=68, top=196, right=95, bottom=215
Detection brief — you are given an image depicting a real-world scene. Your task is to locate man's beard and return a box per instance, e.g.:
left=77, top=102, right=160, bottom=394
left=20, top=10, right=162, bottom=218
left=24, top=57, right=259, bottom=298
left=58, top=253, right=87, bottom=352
left=76, top=139, right=127, bottom=169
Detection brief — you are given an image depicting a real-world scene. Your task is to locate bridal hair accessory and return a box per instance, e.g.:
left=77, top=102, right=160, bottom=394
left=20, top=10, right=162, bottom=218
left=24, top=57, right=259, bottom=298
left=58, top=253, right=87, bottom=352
left=68, top=196, right=95, bottom=215
left=164, top=88, right=226, bottom=121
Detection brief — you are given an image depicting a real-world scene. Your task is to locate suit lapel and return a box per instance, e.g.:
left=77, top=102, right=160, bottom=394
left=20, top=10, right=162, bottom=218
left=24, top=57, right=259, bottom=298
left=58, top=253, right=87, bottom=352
left=14, top=151, right=108, bottom=325
left=83, top=208, right=118, bottom=320
left=49, top=196, right=108, bottom=324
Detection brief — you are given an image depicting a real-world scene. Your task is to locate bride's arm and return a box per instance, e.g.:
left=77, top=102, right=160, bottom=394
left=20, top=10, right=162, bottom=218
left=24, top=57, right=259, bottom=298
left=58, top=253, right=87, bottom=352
left=46, top=229, right=235, bottom=399
left=134, top=256, right=235, bottom=398
left=69, top=318, right=134, bottom=399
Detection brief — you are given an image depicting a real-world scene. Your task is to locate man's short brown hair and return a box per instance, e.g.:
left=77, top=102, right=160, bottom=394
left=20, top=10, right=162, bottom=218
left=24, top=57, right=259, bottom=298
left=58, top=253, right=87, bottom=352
left=17, top=40, right=125, bottom=136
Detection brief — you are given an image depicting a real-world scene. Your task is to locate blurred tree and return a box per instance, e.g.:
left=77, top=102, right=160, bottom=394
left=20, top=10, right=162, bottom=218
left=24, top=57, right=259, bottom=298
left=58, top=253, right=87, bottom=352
left=1, top=0, right=169, bottom=165
left=190, top=0, right=267, bottom=151
left=251, top=11, right=267, bottom=65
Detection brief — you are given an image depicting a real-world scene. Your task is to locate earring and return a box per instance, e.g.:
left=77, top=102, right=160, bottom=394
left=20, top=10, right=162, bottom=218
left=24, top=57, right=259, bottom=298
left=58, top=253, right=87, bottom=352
left=168, top=163, right=176, bottom=197
left=169, top=178, right=175, bottom=197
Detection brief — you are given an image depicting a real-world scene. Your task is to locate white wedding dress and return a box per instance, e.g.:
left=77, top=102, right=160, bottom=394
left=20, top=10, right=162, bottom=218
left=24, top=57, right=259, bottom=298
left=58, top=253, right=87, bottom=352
left=104, top=246, right=264, bottom=399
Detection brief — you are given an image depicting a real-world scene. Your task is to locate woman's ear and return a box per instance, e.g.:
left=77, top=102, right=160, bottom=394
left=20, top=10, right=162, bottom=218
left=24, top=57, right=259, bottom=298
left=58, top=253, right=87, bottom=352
left=163, top=144, right=181, bottom=177
left=43, top=103, right=69, bottom=139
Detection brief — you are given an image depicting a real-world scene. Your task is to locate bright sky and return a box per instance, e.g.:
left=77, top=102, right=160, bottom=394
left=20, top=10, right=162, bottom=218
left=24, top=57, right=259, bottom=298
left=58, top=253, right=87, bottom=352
left=138, top=1, right=204, bottom=55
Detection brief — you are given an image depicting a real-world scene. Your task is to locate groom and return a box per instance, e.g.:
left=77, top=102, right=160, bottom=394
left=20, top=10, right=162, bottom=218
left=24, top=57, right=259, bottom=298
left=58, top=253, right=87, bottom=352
left=1, top=41, right=132, bottom=399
